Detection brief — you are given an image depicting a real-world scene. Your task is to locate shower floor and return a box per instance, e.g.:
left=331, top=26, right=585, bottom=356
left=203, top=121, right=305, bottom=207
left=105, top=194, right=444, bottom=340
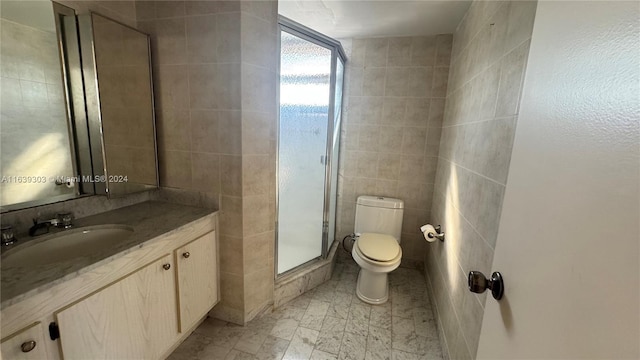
left=168, top=256, right=443, bottom=360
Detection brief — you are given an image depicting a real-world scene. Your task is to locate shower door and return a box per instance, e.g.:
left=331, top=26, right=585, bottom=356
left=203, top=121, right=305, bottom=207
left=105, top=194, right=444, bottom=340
left=277, top=19, right=345, bottom=275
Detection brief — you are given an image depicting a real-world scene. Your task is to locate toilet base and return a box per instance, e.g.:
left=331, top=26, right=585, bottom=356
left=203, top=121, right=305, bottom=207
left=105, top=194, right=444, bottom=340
left=355, top=269, right=389, bottom=305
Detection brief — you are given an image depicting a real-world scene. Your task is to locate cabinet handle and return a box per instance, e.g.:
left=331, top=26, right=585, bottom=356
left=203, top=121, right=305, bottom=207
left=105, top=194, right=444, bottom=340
left=21, top=340, right=36, bottom=353
left=182, top=252, right=190, bottom=259
left=162, top=263, right=171, bottom=270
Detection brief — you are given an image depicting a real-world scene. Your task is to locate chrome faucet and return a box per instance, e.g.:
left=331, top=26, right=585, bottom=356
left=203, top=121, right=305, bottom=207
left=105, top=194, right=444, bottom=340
left=29, top=212, right=74, bottom=237
left=1, top=225, right=17, bottom=246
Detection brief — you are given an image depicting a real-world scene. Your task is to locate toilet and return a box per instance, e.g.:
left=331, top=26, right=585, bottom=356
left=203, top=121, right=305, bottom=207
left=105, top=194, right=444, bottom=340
left=351, top=195, right=404, bottom=305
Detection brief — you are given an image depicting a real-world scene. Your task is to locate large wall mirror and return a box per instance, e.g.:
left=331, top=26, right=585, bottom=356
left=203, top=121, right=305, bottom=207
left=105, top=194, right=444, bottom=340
left=0, top=1, right=158, bottom=212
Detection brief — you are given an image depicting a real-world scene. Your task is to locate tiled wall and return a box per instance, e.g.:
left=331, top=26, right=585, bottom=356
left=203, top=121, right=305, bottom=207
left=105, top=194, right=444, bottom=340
left=424, top=1, right=537, bottom=359
left=0, top=19, right=75, bottom=206
left=336, top=35, right=452, bottom=264
left=58, top=0, right=137, bottom=27
left=239, top=1, right=279, bottom=323
left=135, top=0, right=278, bottom=324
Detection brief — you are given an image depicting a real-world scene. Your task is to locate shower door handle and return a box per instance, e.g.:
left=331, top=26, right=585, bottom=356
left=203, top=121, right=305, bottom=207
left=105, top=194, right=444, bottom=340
left=320, top=155, right=326, bottom=165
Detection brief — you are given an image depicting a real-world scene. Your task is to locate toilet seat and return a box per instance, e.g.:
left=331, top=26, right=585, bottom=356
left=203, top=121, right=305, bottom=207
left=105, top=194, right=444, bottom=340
left=356, top=233, right=400, bottom=262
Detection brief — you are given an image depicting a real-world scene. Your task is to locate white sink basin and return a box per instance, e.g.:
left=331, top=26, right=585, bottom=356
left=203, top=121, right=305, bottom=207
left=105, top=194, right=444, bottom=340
left=1, top=224, right=134, bottom=268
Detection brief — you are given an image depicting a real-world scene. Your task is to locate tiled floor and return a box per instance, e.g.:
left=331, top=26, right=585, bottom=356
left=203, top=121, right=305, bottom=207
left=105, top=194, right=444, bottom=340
left=169, top=257, right=442, bottom=360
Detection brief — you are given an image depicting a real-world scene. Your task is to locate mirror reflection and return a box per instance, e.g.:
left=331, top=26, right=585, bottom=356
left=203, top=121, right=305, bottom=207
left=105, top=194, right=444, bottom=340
left=90, top=13, right=157, bottom=196
left=0, top=0, right=77, bottom=207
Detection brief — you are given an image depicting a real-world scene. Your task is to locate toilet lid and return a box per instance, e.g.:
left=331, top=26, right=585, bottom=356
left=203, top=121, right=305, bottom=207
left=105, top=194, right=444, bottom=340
left=357, top=233, right=400, bottom=262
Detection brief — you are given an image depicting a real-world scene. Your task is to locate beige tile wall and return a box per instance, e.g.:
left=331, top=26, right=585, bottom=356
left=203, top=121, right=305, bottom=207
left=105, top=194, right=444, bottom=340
left=240, top=0, right=279, bottom=322
left=424, top=1, right=537, bottom=359
left=58, top=0, right=137, bottom=27
left=135, top=0, right=278, bottom=324
left=336, top=35, right=452, bottom=263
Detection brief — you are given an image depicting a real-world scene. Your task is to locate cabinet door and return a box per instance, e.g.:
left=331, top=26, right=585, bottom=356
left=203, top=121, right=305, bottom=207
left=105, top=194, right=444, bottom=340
left=56, top=255, right=178, bottom=359
left=176, top=231, right=218, bottom=331
left=1, top=322, right=48, bottom=360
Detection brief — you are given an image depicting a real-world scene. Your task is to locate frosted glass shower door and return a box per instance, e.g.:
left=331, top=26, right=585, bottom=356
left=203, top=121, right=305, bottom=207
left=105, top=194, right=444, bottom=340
left=277, top=31, right=332, bottom=274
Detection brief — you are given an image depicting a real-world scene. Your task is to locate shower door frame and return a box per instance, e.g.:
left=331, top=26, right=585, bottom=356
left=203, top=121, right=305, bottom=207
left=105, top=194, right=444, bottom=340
left=275, top=16, right=346, bottom=278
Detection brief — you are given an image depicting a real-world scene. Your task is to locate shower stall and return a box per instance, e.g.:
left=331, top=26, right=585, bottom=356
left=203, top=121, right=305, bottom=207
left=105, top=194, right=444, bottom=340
left=276, top=17, right=346, bottom=275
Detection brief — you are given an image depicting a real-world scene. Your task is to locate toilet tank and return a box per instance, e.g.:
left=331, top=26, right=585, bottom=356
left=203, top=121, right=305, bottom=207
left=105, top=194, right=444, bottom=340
left=354, top=196, right=404, bottom=242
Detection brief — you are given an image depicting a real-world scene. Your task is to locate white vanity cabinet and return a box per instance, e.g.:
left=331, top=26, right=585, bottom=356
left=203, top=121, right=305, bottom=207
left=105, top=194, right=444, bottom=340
left=0, top=211, right=219, bottom=360
left=55, top=255, right=178, bottom=359
left=0, top=322, right=48, bottom=360
left=175, top=231, right=219, bottom=332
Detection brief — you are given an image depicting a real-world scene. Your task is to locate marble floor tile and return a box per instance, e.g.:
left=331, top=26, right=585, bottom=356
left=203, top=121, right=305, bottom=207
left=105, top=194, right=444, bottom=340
left=338, top=331, right=367, bottom=360
left=198, top=343, right=232, bottom=358
left=345, top=302, right=371, bottom=336
left=234, top=328, right=270, bottom=354
left=313, top=281, right=339, bottom=302
left=315, top=316, right=347, bottom=354
left=282, top=327, right=320, bottom=360
left=392, top=316, right=415, bottom=335
left=311, top=349, right=339, bottom=360
left=255, top=336, right=290, bottom=360
left=391, top=293, right=417, bottom=319
left=287, top=292, right=314, bottom=310
left=327, top=291, right=353, bottom=320
left=194, top=317, right=228, bottom=338
left=315, top=330, right=345, bottom=355
left=321, top=316, right=348, bottom=333
left=413, top=309, right=437, bottom=338
left=168, top=332, right=211, bottom=360
left=370, top=303, right=392, bottom=330
left=211, top=324, right=246, bottom=349
left=390, top=350, right=423, bottom=360
left=273, top=304, right=307, bottom=322
left=270, top=318, right=300, bottom=340
left=170, top=257, right=442, bottom=360
left=365, top=325, right=392, bottom=360
left=225, top=349, right=256, bottom=360
left=391, top=330, right=429, bottom=355
left=300, top=300, right=331, bottom=331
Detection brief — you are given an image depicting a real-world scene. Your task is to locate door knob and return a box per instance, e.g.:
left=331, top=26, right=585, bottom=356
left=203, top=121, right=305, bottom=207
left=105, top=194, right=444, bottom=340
left=468, top=271, right=504, bottom=300
left=182, top=252, right=190, bottom=259
left=162, top=263, right=171, bottom=270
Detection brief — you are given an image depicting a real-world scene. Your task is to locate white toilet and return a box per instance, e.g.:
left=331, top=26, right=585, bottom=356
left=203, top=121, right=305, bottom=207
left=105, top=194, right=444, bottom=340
left=351, top=195, right=404, bottom=305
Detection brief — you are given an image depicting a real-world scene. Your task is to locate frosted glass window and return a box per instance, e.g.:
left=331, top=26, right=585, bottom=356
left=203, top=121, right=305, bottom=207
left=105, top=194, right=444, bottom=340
left=277, top=31, right=332, bottom=274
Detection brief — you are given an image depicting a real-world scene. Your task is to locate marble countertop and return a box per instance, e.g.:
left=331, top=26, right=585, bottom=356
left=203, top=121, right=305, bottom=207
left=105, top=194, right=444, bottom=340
left=1, top=201, right=216, bottom=309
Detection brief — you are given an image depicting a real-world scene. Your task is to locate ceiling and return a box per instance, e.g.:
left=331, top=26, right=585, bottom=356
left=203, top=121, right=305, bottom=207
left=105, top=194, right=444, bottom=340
left=278, top=0, right=471, bottom=39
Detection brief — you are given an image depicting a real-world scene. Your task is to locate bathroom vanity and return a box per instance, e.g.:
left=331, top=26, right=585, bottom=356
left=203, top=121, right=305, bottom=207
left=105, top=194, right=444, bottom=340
left=0, top=201, right=219, bottom=359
